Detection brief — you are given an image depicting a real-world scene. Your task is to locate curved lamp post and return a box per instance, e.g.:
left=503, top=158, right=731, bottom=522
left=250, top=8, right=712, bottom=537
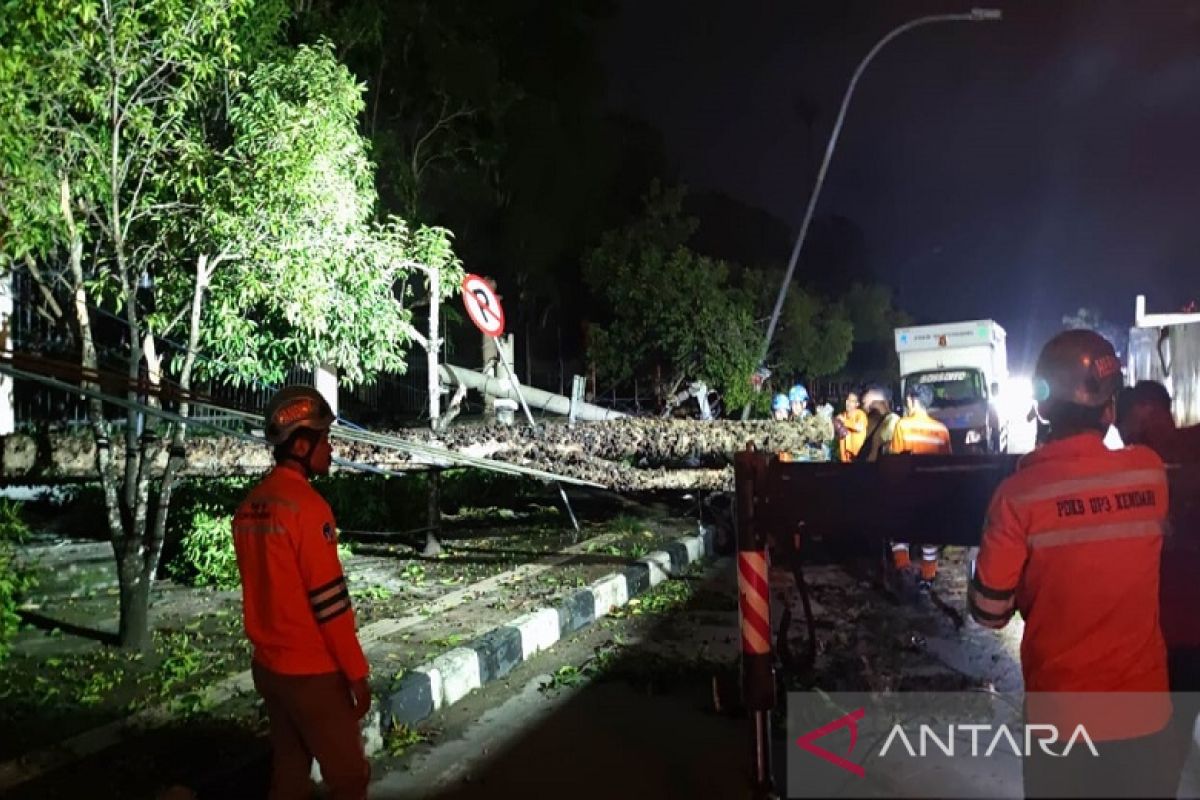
left=741, top=8, right=1003, bottom=420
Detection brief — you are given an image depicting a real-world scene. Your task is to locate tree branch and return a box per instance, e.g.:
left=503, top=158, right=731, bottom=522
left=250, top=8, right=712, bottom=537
left=22, top=254, right=66, bottom=320
left=410, top=96, right=474, bottom=187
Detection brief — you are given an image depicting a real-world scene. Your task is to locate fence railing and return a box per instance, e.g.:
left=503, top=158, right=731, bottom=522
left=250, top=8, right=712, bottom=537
left=8, top=269, right=650, bottom=428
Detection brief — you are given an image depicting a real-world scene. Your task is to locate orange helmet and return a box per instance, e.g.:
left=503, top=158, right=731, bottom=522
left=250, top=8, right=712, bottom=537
left=263, top=386, right=335, bottom=445
left=1033, top=330, right=1122, bottom=412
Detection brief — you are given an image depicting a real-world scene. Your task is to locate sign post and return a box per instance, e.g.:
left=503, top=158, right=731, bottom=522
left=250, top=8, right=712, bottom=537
left=461, top=275, right=580, bottom=532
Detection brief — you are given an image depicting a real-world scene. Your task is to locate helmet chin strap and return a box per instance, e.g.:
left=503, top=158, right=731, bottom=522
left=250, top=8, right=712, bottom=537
left=281, top=429, right=321, bottom=476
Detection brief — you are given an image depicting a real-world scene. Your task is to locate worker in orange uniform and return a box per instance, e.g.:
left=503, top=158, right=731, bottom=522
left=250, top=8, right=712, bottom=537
left=836, top=390, right=868, bottom=463
left=889, top=383, right=952, bottom=591
left=969, top=331, right=1172, bottom=799
left=233, top=387, right=371, bottom=800
left=1116, top=380, right=1200, bottom=796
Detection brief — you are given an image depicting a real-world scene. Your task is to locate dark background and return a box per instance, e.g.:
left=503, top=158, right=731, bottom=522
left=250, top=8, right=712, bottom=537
left=602, top=0, right=1200, bottom=371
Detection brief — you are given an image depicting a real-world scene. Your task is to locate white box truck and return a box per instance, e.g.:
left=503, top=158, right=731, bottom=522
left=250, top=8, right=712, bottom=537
left=894, top=320, right=1009, bottom=453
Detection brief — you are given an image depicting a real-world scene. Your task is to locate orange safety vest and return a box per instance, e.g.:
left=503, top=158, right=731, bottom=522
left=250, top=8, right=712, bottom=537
left=837, top=409, right=868, bottom=463
left=232, top=465, right=369, bottom=680
left=969, top=433, right=1169, bottom=740
left=890, top=410, right=951, bottom=455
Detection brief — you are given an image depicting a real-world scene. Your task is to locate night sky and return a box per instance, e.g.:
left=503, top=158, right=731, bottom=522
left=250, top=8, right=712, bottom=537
left=602, top=0, right=1200, bottom=371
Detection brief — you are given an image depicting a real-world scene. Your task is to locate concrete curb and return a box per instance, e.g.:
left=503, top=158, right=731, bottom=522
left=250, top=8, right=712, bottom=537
left=368, top=524, right=716, bottom=748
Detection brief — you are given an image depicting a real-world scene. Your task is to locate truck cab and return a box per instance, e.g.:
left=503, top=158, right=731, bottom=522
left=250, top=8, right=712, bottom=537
left=895, top=321, right=1008, bottom=454
left=902, top=367, right=1004, bottom=453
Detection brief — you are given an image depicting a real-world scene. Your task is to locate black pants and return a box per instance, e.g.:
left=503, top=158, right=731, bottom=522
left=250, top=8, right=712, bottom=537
left=1023, top=727, right=1174, bottom=799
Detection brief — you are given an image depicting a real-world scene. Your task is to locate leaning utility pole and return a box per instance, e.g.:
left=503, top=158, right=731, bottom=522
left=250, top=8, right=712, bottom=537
left=740, top=8, right=1002, bottom=420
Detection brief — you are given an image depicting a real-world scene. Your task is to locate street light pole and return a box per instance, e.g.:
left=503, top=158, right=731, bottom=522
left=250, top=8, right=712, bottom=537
left=740, top=8, right=1002, bottom=420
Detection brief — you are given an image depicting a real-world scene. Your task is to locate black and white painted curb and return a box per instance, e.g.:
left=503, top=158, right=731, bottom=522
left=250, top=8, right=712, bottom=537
left=364, top=524, right=715, bottom=749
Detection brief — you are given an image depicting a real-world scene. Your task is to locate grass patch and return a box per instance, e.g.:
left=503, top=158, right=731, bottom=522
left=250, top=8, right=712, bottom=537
left=539, top=664, right=587, bottom=692
left=608, top=577, right=693, bottom=619
left=425, top=633, right=465, bottom=650
left=351, top=585, right=394, bottom=601
left=383, top=721, right=432, bottom=757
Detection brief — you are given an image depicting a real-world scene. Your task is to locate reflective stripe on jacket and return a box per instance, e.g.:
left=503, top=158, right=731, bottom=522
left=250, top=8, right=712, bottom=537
left=970, top=433, right=1169, bottom=740
left=233, top=466, right=369, bottom=681
left=890, top=411, right=952, bottom=455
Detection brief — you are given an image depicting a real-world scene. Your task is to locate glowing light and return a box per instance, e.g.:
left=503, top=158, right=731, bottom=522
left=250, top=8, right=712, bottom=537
left=1000, top=375, right=1037, bottom=454
left=1000, top=376, right=1033, bottom=420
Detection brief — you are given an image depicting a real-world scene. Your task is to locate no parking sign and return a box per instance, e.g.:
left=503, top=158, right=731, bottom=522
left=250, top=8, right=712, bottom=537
left=461, top=274, right=506, bottom=337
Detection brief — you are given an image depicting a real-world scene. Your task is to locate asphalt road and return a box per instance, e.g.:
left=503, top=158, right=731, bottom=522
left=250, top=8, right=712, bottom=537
left=369, top=557, right=751, bottom=799
left=371, top=670, right=751, bottom=799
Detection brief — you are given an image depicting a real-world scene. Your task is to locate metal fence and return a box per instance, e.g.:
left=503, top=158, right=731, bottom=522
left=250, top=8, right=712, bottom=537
left=11, top=271, right=92, bottom=427
left=7, top=269, right=651, bottom=429
left=8, top=272, right=385, bottom=428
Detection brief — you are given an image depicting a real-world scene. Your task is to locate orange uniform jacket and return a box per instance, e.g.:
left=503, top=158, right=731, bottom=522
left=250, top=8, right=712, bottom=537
left=837, top=409, right=868, bottom=462
left=969, top=433, right=1169, bottom=739
left=889, top=411, right=951, bottom=455
left=233, top=466, right=369, bottom=681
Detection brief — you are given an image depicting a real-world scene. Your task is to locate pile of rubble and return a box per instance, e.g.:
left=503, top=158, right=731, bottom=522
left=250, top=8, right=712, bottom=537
left=0, top=416, right=834, bottom=492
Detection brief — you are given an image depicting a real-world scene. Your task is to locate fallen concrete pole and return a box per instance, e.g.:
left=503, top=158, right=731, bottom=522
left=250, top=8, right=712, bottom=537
left=439, top=364, right=626, bottom=421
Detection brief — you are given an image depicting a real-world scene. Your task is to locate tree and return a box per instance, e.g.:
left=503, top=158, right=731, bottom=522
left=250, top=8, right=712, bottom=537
left=191, top=42, right=460, bottom=388
left=294, top=0, right=517, bottom=222
left=841, top=282, right=913, bottom=378
left=0, top=2, right=456, bottom=649
left=742, top=269, right=855, bottom=380
left=0, top=0, right=271, bottom=651
left=776, top=289, right=855, bottom=379
left=295, top=1, right=663, bottom=383
left=583, top=185, right=761, bottom=410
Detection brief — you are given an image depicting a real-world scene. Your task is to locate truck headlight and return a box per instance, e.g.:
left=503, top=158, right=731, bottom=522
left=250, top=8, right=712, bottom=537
left=965, top=429, right=983, bottom=445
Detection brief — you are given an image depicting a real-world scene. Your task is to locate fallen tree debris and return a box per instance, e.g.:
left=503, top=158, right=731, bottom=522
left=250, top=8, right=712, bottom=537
left=0, top=417, right=833, bottom=491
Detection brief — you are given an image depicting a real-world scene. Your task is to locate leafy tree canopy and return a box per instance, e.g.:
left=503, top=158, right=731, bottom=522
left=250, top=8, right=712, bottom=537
left=0, top=0, right=461, bottom=648
left=191, top=42, right=460, bottom=387
left=583, top=184, right=760, bottom=409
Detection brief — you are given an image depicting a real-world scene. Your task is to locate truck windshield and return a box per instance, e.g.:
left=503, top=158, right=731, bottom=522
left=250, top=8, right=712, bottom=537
left=909, top=370, right=986, bottom=409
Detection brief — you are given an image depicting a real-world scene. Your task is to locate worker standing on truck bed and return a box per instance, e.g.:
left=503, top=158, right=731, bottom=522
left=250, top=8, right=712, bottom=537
left=969, top=331, right=1172, bottom=799
left=1116, top=380, right=1200, bottom=797
left=889, top=383, right=952, bottom=591
left=233, top=387, right=372, bottom=800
